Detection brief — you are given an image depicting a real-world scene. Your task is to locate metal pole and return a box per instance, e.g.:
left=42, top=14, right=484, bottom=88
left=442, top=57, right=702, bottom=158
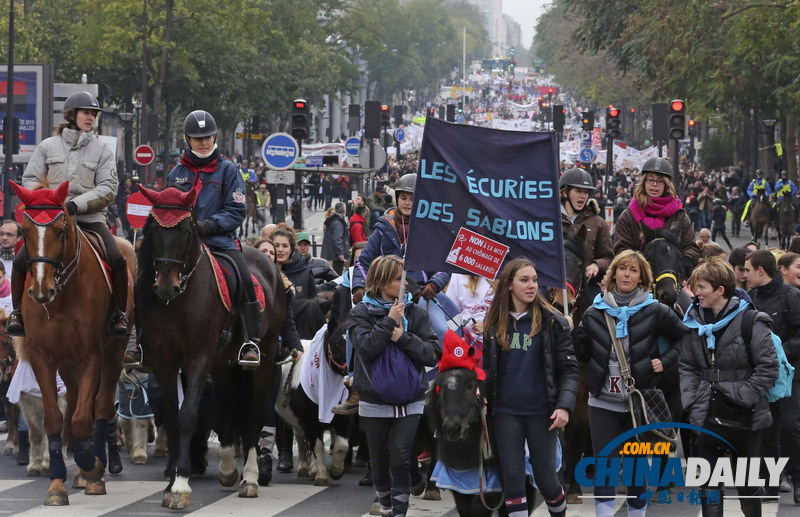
left=462, top=27, right=466, bottom=115
left=140, top=0, right=148, bottom=184
left=3, top=0, right=14, bottom=220
left=562, top=289, right=570, bottom=318
left=294, top=141, right=303, bottom=230
left=670, top=138, right=679, bottom=178
left=605, top=136, right=613, bottom=196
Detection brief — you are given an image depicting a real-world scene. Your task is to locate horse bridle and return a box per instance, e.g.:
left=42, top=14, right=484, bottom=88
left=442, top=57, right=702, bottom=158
left=326, top=338, right=348, bottom=376
left=644, top=238, right=680, bottom=295
left=23, top=207, right=81, bottom=293
left=150, top=204, right=205, bottom=297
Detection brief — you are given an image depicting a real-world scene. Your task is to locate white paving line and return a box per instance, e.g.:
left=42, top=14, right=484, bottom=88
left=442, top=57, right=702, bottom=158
left=13, top=481, right=164, bottom=517
left=0, top=479, right=35, bottom=492
left=189, top=484, right=326, bottom=515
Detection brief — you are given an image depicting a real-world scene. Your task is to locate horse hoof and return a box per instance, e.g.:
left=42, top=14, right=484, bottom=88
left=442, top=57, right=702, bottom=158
left=297, top=466, right=309, bottom=478
left=72, top=473, right=87, bottom=489
left=313, top=477, right=328, bottom=487
left=45, top=490, right=69, bottom=506
left=167, top=492, right=191, bottom=510
left=27, top=468, right=41, bottom=477
left=161, top=491, right=170, bottom=508
left=566, top=493, right=583, bottom=504
left=329, top=466, right=344, bottom=480
left=423, top=488, right=441, bottom=501
left=80, top=458, right=105, bottom=482
left=132, top=454, right=147, bottom=465
left=153, top=447, right=166, bottom=458
left=84, top=479, right=106, bottom=495
left=238, top=482, right=258, bottom=498
left=219, top=469, right=238, bottom=487
left=3, top=446, right=13, bottom=455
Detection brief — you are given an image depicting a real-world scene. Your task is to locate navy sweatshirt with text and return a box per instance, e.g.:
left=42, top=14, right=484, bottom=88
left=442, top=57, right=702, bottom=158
left=495, top=312, right=548, bottom=416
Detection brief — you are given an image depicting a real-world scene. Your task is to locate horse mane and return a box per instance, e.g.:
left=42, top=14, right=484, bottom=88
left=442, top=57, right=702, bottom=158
left=652, top=225, right=681, bottom=247
left=30, top=177, right=51, bottom=191
left=563, top=233, right=586, bottom=263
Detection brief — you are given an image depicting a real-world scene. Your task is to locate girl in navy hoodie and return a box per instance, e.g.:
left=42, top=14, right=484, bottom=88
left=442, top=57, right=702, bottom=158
left=483, top=258, right=578, bottom=517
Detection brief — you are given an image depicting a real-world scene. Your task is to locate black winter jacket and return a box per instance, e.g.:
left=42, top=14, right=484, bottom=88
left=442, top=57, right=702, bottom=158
left=282, top=251, right=317, bottom=300
left=349, top=301, right=438, bottom=406
left=573, top=299, right=686, bottom=396
left=484, top=309, right=579, bottom=415
left=748, top=275, right=800, bottom=367
left=679, top=298, right=778, bottom=431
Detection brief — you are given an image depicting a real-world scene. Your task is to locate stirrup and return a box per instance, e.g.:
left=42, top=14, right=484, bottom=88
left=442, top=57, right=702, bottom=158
left=5, top=311, right=24, bottom=337
left=238, top=340, right=261, bottom=370
left=109, top=311, right=129, bottom=337
left=122, top=344, right=144, bottom=370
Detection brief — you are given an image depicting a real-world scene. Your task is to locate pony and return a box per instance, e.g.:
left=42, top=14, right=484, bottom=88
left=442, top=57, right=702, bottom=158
left=9, top=180, right=135, bottom=505
left=135, top=185, right=285, bottom=510
left=777, top=195, right=796, bottom=250
left=641, top=223, right=684, bottom=309
left=749, top=191, right=771, bottom=246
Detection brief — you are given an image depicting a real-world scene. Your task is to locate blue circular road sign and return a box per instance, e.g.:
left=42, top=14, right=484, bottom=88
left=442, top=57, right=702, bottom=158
left=262, top=132, right=299, bottom=170
left=579, top=148, right=595, bottom=163
left=393, top=128, right=405, bottom=143
left=345, top=137, right=361, bottom=156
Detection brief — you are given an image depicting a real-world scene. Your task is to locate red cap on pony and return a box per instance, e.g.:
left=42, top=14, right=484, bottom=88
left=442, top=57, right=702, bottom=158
left=138, top=186, right=198, bottom=228
left=438, top=329, right=485, bottom=380
left=10, top=181, right=69, bottom=225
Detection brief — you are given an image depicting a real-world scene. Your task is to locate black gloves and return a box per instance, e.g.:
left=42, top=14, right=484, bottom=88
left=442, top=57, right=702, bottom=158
left=66, top=202, right=78, bottom=216
left=196, top=220, right=215, bottom=237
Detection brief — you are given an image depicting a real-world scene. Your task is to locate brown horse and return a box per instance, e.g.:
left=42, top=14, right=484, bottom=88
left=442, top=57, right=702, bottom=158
left=136, top=185, right=284, bottom=510
left=777, top=195, right=797, bottom=250
left=9, top=180, right=134, bottom=505
left=749, top=191, right=771, bottom=246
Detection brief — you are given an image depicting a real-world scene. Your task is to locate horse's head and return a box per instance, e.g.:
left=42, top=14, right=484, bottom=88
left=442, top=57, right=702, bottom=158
left=641, top=223, right=682, bottom=307
left=562, top=227, right=587, bottom=309
left=139, top=186, right=199, bottom=301
left=430, top=369, right=483, bottom=442
left=10, top=181, right=76, bottom=304
left=323, top=317, right=348, bottom=376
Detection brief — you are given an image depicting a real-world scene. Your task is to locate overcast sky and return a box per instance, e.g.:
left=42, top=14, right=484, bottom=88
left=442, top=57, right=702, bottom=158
left=503, top=0, right=551, bottom=48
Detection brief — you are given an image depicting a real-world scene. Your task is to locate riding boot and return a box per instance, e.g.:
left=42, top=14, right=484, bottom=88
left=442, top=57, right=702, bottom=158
left=6, top=265, right=26, bottom=336
left=106, top=417, right=123, bottom=475
left=121, top=327, right=143, bottom=369
left=238, top=301, right=262, bottom=369
left=109, top=265, right=129, bottom=336
left=700, top=489, right=724, bottom=517
left=16, top=430, right=29, bottom=466
left=276, top=419, right=294, bottom=473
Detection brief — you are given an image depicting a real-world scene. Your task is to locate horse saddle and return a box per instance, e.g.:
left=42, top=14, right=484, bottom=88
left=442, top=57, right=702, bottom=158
left=79, top=229, right=112, bottom=292
left=206, top=247, right=265, bottom=313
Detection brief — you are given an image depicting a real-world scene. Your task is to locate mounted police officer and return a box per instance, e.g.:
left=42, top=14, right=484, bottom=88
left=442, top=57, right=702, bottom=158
left=6, top=91, right=128, bottom=337
left=775, top=170, right=797, bottom=199
left=164, top=110, right=262, bottom=367
left=741, top=169, right=772, bottom=222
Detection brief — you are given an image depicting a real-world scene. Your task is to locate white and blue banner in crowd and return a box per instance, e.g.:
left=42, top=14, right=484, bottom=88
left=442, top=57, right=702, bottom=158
left=405, top=117, right=566, bottom=288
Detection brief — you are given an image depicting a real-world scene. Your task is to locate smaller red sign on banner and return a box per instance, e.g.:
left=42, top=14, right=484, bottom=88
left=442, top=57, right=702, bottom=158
left=445, top=227, right=509, bottom=280
left=126, top=192, right=153, bottom=229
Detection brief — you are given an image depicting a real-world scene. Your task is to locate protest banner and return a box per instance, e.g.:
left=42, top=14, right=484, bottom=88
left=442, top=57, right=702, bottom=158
left=405, top=118, right=565, bottom=287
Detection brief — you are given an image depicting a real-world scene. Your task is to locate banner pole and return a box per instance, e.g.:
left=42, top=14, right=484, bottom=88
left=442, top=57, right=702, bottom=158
left=562, top=288, right=570, bottom=318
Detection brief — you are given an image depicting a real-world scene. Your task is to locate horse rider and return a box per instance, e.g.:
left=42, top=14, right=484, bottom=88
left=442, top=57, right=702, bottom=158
left=6, top=91, right=128, bottom=338
left=167, top=110, right=261, bottom=367
left=741, top=169, right=772, bottom=222
left=774, top=170, right=796, bottom=210
left=559, top=167, right=613, bottom=309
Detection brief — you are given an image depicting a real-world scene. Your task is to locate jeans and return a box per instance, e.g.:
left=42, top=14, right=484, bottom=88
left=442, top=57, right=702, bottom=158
left=362, top=415, right=421, bottom=516
left=420, top=293, right=460, bottom=351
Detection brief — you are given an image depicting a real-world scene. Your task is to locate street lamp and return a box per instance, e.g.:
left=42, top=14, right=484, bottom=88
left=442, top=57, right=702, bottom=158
left=763, top=119, right=778, bottom=174
left=118, top=112, right=134, bottom=177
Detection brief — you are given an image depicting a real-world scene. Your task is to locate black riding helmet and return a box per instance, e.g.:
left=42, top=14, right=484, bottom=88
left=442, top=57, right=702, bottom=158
left=559, top=167, right=596, bottom=191
left=640, top=157, right=673, bottom=180
left=183, top=110, right=218, bottom=138
left=62, top=91, right=102, bottom=123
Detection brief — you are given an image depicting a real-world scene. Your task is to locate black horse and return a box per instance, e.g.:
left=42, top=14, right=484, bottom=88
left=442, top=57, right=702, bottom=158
left=428, top=368, right=536, bottom=516
left=641, top=223, right=684, bottom=309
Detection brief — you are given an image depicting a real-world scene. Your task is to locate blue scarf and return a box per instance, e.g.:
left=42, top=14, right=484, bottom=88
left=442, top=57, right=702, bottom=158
left=683, top=298, right=748, bottom=350
left=592, top=292, right=658, bottom=338
left=362, top=293, right=413, bottom=331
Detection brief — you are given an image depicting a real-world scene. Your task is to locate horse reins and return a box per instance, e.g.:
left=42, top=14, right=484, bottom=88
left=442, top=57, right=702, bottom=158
left=150, top=204, right=205, bottom=297
left=23, top=207, right=81, bottom=293
left=475, top=385, right=503, bottom=511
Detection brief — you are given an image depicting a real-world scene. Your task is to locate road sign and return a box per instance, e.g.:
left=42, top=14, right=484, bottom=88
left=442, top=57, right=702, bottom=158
left=345, top=137, right=361, bottom=156
left=445, top=227, right=509, bottom=280
left=265, top=170, right=295, bottom=185
left=580, top=131, right=592, bottom=149
left=261, top=132, right=298, bottom=170
left=456, top=114, right=463, bottom=124
left=393, top=128, right=405, bottom=143
left=236, top=133, right=263, bottom=140
left=379, top=132, right=394, bottom=148
left=126, top=192, right=153, bottom=229
left=358, top=144, right=386, bottom=171
left=579, top=148, right=595, bottom=163
left=134, top=145, right=155, bottom=166
left=305, top=156, right=324, bottom=167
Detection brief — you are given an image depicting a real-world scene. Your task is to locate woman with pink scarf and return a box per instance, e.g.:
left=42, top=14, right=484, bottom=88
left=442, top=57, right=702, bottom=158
left=613, top=158, right=699, bottom=279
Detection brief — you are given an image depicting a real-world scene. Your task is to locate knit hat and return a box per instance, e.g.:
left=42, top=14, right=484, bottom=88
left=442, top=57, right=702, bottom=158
left=438, top=330, right=485, bottom=380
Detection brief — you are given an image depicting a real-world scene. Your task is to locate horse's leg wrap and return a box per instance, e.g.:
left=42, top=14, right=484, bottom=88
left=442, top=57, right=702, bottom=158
left=73, top=436, right=95, bottom=472
left=93, top=419, right=109, bottom=467
left=47, top=434, right=66, bottom=481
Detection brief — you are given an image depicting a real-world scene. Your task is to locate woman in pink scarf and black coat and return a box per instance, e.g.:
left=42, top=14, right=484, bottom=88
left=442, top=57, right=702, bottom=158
left=613, top=158, right=699, bottom=279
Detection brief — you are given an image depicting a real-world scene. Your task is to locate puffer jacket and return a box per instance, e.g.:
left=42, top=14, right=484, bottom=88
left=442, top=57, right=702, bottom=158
left=349, top=301, right=438, bottom=405
left=22, top=128, right=117, bottom=224
left=613, top=205, right=700, bottom=264
left=484, top=309, right=579, bottom=415
left=562, top=200, right=614, bottom=276
left=301, top=254, right=339, bottom=286
left=679, top=297, right=779, bottom=431
left=352, top=208, right=451, bottom=292
left=573, top=297, right=686, bottom=395
left=282, top=251, right=317, bottom=300
left=748, top=274, right=800, bottom=367
left=321, top=212, right=347, bottom=261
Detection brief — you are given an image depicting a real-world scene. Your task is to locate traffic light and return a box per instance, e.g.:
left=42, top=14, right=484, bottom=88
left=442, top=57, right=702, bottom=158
left=291, top=99, right=310, bottom=141
left=552, top=105, right=565, bottom=132
left=630, top=107, right=636, bottom=116
left=581, top=111, right=594, bottom=131
left=510, top=47, right=514, bottom=56
left=606, top=107, right=622, bottom=139
left=688, top=119, right=697, bottom=136
left=669, top=99, right=686, bottom=140
left=380, top=105, right=390, bottom=127
left=538, top=97, right=544, bottom=110
left=446, top=104, right=455, bottom=122
left=427, top=107, right=435, bottom=118
left=364, top=101, right=381, bottom=138
left=438, top=105, right=445, bottom=119
left=394, top=105, right=403, bottom=126
left=2, top=116, right=19, bottom=156
left=457, top=102, right=463, bottom=114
